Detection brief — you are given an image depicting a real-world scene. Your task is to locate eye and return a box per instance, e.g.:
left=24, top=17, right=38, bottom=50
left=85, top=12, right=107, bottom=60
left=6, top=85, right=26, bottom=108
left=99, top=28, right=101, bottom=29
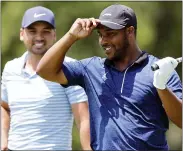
left=44, top=30, right=51, bottom=33
left=43, top=30, right=52, bottom=34
left=107, top=32, right=116, bottom=37
left=28, top=30, right=36, bottom=33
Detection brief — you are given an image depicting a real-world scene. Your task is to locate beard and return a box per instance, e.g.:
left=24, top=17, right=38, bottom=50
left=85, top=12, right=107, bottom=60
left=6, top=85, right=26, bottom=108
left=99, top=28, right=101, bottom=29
left=111, top=34, right=130, bottom=62
left=30, top=47, right=48, bottom=55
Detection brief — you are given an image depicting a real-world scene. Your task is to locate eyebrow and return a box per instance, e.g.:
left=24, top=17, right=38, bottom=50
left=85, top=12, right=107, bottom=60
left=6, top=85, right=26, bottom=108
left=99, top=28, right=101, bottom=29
left=97, top=29, right=118, bottom=34
left=104, top=28, right=114, bottom=31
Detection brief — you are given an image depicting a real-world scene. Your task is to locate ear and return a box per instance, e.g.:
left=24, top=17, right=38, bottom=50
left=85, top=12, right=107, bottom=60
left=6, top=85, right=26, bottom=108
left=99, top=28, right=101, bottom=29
left=20, top=36, right=24, bottom=41
left=20, top=28, right=24, bottom=41
left=54, top=29, right=56, bottom=41
left=126, top=26, right=135, bottom=39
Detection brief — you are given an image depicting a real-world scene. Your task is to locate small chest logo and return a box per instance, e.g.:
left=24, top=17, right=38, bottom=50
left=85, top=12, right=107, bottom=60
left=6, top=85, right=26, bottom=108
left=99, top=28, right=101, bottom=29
left=102, top=72, right=108, bottom=81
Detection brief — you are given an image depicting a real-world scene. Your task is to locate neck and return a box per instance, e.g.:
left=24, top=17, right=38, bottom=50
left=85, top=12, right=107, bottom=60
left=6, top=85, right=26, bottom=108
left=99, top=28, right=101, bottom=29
left=114, top=46, right=142, bottom=71
left=24, top=52, right=43, bottom=73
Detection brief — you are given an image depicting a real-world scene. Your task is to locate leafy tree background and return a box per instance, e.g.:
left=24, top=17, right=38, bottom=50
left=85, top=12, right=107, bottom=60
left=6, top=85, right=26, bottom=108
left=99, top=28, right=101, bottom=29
left=1, top=1, right=182, bottom=150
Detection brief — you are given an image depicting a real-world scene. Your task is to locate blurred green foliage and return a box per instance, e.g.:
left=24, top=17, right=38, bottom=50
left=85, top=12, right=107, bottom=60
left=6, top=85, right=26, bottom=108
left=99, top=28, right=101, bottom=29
left=1, top=1, right=182, bottom=150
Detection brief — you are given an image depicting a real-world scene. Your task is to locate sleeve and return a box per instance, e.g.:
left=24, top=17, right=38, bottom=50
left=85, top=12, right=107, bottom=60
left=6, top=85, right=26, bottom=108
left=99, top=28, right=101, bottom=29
left=1, top=62, right=9, bottom=103
left=62, top=59, right=85, bottom=87
left=167, top=71, right=182, bottom=100
left=65, top=85, right=88, bottom=104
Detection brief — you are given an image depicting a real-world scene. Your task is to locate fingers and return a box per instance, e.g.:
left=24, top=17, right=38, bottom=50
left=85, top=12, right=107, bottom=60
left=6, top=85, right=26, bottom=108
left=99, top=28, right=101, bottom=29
left=85, top=19, right=91, bottom=30
left=167, top=57, right=178, bottom=68
left=89, top=17, right=100, bottom=26
left=155, top=57, right=178, bottom=70
left=89, top=18, right=100, bottom=30
left=76, top=18, right=100, bottom=31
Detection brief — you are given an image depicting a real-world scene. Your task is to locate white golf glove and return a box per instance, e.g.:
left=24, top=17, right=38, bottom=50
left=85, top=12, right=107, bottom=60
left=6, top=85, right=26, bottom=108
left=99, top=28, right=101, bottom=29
left=153, top=57, right=178, bottom=90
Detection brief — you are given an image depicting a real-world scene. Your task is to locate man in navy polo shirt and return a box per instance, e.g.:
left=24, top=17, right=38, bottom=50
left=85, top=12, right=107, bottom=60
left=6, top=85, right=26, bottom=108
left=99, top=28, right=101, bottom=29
left=37, top=4, right=182, bottom=150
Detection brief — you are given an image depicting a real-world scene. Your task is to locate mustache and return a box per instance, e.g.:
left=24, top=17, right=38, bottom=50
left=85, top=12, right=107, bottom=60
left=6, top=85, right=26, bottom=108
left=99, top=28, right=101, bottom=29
left=34, top=40, right=45, bottom=42
left=33, top=40, right=45, bottom=44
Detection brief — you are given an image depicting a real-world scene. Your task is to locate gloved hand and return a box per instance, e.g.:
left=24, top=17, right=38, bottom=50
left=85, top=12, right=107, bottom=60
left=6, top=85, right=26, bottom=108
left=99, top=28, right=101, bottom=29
left=153, top=57, right=178, bottom=90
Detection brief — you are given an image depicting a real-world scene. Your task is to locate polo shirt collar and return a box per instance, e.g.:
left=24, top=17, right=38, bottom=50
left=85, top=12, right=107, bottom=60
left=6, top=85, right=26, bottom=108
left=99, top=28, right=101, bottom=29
left=17, top=51, right=28, bottom=75
left=135, top=51, right=148, bottom=64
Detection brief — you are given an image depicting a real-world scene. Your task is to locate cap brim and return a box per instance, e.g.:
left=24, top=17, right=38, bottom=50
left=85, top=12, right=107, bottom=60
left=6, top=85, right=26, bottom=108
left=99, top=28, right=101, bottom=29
left=98, top=20, right=125, bottom=30
left=23, top=19, right=55, bottom=28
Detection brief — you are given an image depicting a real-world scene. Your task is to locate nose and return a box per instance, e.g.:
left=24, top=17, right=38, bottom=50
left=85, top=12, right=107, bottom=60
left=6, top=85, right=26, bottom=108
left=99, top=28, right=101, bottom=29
left=35, top=33, right=44, bottom=41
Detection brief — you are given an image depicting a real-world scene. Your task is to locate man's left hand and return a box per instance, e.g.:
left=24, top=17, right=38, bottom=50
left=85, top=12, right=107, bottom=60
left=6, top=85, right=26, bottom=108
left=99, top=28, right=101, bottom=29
left=153, top=57, right=178, bottom=90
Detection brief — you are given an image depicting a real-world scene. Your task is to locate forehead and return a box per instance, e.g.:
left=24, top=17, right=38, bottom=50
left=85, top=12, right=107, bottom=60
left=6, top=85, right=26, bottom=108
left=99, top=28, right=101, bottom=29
left=96, top=25, right=124, bottom=35
left=96, top=24, right=114, bottom=32
left=26, top=21, right=54, bottom=29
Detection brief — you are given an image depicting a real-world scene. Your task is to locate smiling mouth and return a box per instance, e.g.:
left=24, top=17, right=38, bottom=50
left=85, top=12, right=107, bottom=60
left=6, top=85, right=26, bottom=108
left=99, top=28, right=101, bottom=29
left=34, top=43, right=44, bottom=48
left=103, top=46, right=112, bottom=54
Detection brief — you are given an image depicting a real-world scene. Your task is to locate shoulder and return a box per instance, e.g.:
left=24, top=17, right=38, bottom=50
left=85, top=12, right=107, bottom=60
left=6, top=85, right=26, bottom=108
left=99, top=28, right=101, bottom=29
left=80, top=56, right=104, bottom=66
left=147, top=53, right=160, bottom=64
left=2, top=52, right=26, bottom=73
left=64, top=56, right=77, bottom=62
left=141, top=52, right=160, bottom=69
left=3, top=58, right=21, bottom=72
left=2, top=59, right=20, bottom=78
left=64, top=56, right=104, bottom=67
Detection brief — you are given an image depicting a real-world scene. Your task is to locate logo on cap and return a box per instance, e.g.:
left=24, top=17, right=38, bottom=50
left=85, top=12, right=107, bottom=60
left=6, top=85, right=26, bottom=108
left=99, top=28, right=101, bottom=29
left=34, top=13, right=46, bottom=18
left=102, top=13, right=112, bottom=16
left=22, top=6, right=55, bottom=28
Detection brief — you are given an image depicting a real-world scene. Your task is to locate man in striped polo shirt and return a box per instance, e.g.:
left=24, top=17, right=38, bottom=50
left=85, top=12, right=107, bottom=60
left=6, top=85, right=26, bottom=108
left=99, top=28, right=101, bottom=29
left=1, top=6, right=91, bottom=150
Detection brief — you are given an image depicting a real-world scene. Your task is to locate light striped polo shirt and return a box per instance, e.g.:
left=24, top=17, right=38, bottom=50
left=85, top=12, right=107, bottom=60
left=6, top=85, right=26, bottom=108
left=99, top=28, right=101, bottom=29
left=1, top=52, right=88, bottom=150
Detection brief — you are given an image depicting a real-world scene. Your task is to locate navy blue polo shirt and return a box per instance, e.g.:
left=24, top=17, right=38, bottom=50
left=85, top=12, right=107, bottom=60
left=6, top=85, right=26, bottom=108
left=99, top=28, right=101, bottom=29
left=62, top=52, right=182, bottom=150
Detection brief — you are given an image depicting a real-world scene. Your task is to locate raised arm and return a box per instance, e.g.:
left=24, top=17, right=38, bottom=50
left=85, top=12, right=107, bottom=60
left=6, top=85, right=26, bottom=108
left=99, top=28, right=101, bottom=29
left=36, top=18, right=100, bottom=84
left=153, top=57, right=182, bottom=128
